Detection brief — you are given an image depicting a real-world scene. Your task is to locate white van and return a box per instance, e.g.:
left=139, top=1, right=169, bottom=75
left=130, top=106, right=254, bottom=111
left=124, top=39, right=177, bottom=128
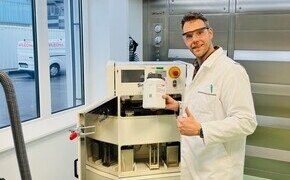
left=17, top=39, right=66, bottom=77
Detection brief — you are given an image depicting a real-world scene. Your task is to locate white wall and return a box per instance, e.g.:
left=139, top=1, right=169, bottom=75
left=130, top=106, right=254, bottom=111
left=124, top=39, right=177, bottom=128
left=0, top=129, right=77, bottom=180
left=0, top=0, right=137, bottom=180
left=85, top=0, right=130, bottom=104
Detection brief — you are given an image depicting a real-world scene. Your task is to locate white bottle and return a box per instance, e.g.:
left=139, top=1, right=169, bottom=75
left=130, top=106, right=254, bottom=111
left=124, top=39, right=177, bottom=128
left=142, top=73, right=166, bottom=109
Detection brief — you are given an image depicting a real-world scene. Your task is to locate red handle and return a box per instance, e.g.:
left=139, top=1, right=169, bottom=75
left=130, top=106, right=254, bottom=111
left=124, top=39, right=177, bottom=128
left=70, top=131, right=78, bottom=140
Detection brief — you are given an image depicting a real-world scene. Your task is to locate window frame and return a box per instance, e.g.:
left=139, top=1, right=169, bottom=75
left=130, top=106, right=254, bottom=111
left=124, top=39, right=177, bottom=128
left=0, top=0, right=85, bottom=152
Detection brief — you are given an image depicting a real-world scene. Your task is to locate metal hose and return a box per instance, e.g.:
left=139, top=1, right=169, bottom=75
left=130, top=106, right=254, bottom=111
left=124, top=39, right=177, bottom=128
left=0, top=71, right=32, bottom=180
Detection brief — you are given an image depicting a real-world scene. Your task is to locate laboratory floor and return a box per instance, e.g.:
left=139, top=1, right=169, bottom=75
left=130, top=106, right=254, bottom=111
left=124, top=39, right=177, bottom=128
left=244, top=175, right=270, bottom=180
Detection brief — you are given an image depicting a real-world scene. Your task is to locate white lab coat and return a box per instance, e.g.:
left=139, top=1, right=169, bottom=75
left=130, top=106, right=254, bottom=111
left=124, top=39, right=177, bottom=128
left=180, top=47, right=257, bottom=180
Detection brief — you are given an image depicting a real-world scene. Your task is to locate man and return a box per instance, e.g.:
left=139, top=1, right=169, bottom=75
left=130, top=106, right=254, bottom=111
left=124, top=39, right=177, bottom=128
left=163, top=12, right=257, bottom=180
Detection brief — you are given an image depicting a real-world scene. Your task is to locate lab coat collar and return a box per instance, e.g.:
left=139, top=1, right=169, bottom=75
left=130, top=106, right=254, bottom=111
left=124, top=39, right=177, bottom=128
left=201, top=46, right=223, bottom=70
left=187, top=46, right=224, bottom=87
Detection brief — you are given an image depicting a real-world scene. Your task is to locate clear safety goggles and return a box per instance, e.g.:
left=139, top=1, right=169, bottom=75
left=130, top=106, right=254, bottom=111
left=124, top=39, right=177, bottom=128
left=182, top=26, right=209, bottom=42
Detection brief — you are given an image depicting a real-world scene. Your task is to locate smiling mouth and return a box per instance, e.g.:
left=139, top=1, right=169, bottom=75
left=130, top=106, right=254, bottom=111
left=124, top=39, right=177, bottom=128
left=193, top=44, right=203, bottom=50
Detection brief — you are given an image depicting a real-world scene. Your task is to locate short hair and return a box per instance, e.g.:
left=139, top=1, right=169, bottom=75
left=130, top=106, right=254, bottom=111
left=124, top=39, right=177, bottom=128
left=181, top=12, right=210, bottom=29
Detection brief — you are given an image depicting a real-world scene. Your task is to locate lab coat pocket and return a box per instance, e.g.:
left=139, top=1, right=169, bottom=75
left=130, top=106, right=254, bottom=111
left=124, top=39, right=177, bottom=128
left=197, top=84, right=217, bottom=96
left=196, top=85, right=218, bottom=114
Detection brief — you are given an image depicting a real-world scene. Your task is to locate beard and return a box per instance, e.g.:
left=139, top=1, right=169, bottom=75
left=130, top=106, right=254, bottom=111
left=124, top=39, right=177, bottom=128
left=191, top=44, right=208, bottom=60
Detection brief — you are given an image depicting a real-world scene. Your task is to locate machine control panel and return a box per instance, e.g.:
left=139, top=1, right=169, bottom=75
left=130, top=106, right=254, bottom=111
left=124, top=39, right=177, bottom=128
left=107, top=61, right=187, bottom=96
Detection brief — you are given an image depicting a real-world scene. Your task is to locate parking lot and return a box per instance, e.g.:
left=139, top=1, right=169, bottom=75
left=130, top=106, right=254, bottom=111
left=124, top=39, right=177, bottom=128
left=0, top=72, right=67, bottom=128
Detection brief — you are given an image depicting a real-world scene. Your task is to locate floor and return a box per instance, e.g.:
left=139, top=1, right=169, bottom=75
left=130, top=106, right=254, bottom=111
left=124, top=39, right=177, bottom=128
left=244, top=175, right=270, bottom=180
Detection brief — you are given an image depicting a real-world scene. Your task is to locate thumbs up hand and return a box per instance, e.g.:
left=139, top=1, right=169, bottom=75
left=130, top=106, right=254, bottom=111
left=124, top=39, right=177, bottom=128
left=177, top=107, right=201, bottom=136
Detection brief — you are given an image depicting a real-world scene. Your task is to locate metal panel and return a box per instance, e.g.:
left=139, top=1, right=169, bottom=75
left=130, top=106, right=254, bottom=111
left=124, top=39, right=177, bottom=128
left=237, top=60, right=290, bottom=118
left=169, top=0, right=229, bottom=14
left=253, top=93, right=290, bottom=118
left=255, top=115, right=290, bottom=130
left=245, top=156, right=290, bottom=179
left=251, top=84, right=290, bottom=119
left=246, top=146, right=290, bottom=162
left=236, top=14, right=290, bottom=31
left=234, top=50, right=290, bottom=62
left=235, top=14, right=290, bottom=50
left=234, top=13, right=290, bottom=118
left=235, top=32, right=290, bottom=51
left=143, top=0, right=169, bottom=61
left=169, top=14, right=229, bottom=32
left=236, top=0, right=290, bottom=12
left=238, top=61, right=290, bottom=84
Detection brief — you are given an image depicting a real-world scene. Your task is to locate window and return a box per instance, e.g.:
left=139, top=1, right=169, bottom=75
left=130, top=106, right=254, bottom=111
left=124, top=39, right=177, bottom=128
left=0, top=0, right=37, bottom=128
left=47, top=0, right=84, bottom=113
left=0, top=0, right=84, bottom=129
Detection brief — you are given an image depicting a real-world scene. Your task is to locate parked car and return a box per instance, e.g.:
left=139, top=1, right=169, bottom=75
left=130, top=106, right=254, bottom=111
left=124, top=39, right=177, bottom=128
left=17, top=39, right=66, bottom=77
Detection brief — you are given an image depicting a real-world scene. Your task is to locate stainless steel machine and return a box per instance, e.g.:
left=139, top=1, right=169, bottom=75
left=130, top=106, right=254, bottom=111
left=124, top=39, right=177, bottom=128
left=75, top=61, right=190, bottom=179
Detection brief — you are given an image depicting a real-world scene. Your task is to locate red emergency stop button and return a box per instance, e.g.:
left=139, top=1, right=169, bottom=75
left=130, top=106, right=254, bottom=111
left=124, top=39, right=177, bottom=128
left=168, top=66, right=181, bottom=79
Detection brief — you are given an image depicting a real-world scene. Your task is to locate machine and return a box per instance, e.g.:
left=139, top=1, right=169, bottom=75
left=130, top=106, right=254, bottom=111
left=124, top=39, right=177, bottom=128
left=73, top=61, right=190, bottom=179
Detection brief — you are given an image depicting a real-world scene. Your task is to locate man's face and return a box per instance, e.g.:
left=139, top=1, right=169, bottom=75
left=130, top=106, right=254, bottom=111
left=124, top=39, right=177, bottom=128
left=182, top=19, right=213, bottom=61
